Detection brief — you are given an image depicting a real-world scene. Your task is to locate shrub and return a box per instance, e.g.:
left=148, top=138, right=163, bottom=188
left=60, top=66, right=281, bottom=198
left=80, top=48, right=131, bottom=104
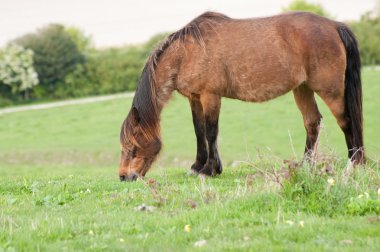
left=350, top=14, right=380, bottom=65
left=282, top=0, right=331, bottom=17
left=14, top=24, right=85, bottom=98
left=0, top=44, right=39, bottom=100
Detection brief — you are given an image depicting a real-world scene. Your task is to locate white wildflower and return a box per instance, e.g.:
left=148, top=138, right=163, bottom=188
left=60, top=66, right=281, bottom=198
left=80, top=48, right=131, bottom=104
left=299, top=220, right=305, bottom=228
left=327, top=178, right=335, bottom=186
left=285, top=220, right=294, bottom=225
left=194, top=240, right=207, bottom=247
left=184, top=224, right=191, bottom=233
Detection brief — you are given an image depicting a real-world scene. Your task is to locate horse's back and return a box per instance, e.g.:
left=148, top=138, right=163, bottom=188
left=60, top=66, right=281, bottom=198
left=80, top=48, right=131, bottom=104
left=176, top=12, right=346, bottom=102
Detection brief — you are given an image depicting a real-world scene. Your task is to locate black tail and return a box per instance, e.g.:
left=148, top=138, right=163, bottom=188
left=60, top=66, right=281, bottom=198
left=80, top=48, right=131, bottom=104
left=337, top=25, right=364, bottom=164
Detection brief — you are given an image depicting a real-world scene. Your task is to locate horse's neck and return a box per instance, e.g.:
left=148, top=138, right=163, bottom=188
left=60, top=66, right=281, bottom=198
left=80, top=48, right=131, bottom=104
left=155, top=74, right=176, bottom=112
left=151, top=47, right=180, bottom=112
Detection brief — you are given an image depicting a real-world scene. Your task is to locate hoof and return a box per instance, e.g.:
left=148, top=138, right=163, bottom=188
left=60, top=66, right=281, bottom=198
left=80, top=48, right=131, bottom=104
left=187, top=169, right=199, bottom=176
left=199, top=166, right=216, bottom=176
left=199, top=159, right=222, bottom=177
left=191, top=160, right=205, bottom=173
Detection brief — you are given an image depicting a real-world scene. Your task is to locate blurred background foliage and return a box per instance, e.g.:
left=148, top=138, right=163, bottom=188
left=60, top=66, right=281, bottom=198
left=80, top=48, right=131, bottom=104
left=282, top=0, right=332, bottom=17
left=0, top=0, right=379, bottom=107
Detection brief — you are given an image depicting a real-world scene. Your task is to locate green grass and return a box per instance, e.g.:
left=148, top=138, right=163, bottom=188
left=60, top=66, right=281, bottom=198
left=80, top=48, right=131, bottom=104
left=0, top=68, right=379, bottom=251
left=1, top=163, right=379, bottom=251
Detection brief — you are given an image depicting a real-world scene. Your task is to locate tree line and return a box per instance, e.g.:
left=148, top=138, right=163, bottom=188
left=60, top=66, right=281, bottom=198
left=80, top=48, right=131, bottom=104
left=0, top=0, right=379, bottom=107
left=1, top=25, right=85, bottom=106
left=0, top=25, right=166, bottom=107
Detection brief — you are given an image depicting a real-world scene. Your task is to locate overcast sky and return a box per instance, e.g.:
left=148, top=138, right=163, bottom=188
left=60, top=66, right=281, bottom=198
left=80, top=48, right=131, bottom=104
left=0, top=0, right=376, bottom=48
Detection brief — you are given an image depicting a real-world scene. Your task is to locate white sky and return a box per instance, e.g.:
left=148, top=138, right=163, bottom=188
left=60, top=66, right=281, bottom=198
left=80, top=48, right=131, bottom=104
left=0, top=0, right=376, bottom=48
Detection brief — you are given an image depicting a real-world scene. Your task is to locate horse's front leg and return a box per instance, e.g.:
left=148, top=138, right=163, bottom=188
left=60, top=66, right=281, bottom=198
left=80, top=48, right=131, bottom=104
left=189, top=96, right=208, bottom=173
left=199, top=94, right=222, bottom=176
left=293, top=85, right=322, bottom=163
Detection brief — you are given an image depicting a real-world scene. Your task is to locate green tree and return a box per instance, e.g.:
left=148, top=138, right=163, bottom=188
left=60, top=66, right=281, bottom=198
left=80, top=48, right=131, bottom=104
left=14, top=24, right=85, bottom=97
left=0, top=44, right=39, bottom=99
left=282, top=0, right=331, bottom=17
left=87, top=46, right=144, bottom=94
left=65, top=26, right=93, bottom=54
left=350, top=13, right=380, bottom=65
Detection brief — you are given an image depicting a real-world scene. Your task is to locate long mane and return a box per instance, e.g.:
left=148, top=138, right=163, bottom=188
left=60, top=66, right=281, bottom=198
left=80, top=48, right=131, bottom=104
left=121, top=12, right=230, bottom=147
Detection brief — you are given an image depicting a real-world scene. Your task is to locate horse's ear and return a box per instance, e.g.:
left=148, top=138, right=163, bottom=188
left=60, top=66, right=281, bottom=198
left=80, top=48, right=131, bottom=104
left=131, top=107, right=140, bottom=125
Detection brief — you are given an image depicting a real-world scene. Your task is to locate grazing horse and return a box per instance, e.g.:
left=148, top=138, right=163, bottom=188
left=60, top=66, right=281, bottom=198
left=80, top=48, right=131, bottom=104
left=119, top=11, right=364, bottom=181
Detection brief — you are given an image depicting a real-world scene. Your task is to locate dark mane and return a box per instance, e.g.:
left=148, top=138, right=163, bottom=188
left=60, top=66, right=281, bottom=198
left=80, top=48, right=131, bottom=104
left=121, top=66, right=160, bottom=148
left=122, top=12, right=230, bottom=146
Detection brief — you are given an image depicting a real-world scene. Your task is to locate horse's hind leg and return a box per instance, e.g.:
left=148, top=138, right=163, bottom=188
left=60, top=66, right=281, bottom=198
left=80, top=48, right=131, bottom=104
left=189, top=95, right=208, bottom=172
left=199, top=93, right=222, bottom=176
left=293, top=84, right=322, bottom=161
left=317, top=89, right=364, bottom=164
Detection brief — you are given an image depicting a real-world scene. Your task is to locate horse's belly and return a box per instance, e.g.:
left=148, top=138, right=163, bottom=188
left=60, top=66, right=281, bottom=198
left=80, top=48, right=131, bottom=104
left=222, top=63, right=307, bottom=102
left=224, top=81, right=293, bottom=102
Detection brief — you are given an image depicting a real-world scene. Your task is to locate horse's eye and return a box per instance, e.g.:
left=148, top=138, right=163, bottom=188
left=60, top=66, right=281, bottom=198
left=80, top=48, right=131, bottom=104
left=123, top=147, right=136, bottom=158
left=132, top=147, right=137, bottom=158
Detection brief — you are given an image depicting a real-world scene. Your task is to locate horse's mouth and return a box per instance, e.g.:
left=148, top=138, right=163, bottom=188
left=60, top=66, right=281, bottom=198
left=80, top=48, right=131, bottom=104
left=119, top=173, right=139, bottom=182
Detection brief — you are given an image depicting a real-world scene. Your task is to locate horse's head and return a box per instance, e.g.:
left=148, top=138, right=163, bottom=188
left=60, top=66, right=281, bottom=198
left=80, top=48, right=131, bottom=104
left=119, top=107, right=161, bottom=181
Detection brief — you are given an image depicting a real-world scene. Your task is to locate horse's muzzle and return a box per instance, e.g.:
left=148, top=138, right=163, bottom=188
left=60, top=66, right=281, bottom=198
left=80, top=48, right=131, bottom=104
left=119, top=173, right=138, bottom=182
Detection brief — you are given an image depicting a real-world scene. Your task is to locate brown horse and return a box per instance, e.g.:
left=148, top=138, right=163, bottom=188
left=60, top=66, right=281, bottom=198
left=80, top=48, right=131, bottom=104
left=119, top=11, right=364, bottom=181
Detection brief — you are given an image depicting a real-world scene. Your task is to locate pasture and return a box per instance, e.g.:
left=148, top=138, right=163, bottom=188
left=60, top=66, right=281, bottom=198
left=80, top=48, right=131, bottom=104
left=0, top=68, right=379, bottom=251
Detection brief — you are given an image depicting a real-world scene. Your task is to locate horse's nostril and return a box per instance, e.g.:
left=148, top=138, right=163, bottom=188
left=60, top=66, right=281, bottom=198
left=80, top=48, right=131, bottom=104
left=120, top=175, right=126, bottom=182
left=131, top=174, right=138, bottom=181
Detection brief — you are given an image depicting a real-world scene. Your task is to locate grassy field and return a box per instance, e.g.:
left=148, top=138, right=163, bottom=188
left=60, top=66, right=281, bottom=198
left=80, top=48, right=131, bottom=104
left=0, top=68, right=379, bottom=251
